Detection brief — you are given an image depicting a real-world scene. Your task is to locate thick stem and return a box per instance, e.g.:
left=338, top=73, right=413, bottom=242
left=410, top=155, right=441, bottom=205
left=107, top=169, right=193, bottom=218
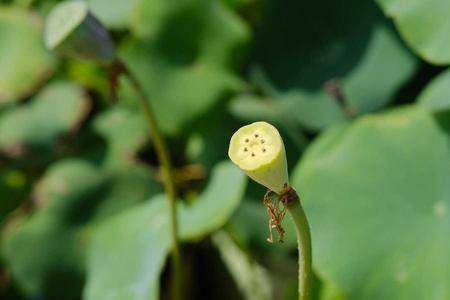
left=116, top=59, right=182, bottom=300
left=282, top=188, right=312, bottom=300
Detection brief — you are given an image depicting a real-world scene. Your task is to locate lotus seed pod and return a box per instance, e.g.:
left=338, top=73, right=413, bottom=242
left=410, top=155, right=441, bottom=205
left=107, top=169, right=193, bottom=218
left=44, top=0, right=115, bottom=65
left=228, top=121, right=289, bottom=194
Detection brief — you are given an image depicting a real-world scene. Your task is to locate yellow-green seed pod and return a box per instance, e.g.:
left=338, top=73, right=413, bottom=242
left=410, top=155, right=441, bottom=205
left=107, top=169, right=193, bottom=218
left=228, top=121, right=289, bottom=194
left=44, top=0, right=115, bottom=65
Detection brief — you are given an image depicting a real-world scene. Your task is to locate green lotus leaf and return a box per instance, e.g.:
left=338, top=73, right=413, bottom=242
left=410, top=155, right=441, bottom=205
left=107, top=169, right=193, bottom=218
left=84, top=161, right=247, bottom=300
left=0, top=81, right=90, bottom=155
left=0, top=6, right=56, bottom=104
left=252, top=0, right=417, bottom=130
left=376, top=0, right=450, bottom=64
left=2, top=159, right=160, bottom=298
left=292, top=106, right=450, bottom=300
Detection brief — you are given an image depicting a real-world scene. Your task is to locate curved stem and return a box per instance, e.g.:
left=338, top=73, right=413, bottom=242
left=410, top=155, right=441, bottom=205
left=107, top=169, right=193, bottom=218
left=116, top=58, right=182, bottom=300
left=283, top=188, right=312, bottom=300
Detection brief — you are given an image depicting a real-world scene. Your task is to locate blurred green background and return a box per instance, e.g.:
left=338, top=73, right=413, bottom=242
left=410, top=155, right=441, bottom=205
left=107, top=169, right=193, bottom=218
left=1, top=0, right=450, bottom=299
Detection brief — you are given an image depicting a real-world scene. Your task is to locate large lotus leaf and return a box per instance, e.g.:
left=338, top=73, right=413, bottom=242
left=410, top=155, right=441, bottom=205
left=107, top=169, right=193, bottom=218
left=84, top=161, right=247, bottom=300
left=87, top=0, right=137, bottom=29
left=0, top=81, right=90, bottom=154
left=291, top=106, right=450, bottom=300
left=252, top=0, right=416, bottom=130
left=0, top=6, right=56, bottom=104
left=84, top=196, right=170, bottom=300
left=119, top=39, right=244, bottom=135
left=92, top=106, right=147, bottom=169
left=418, top=68, right=450, bottom=112
left=2, top=159, right=160, bottom=298
left=376, top=0, right=450, bottom=65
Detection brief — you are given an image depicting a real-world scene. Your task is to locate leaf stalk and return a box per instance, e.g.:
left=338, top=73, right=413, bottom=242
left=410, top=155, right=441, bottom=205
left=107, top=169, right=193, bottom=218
left=281, top=187, right=312, bottom=300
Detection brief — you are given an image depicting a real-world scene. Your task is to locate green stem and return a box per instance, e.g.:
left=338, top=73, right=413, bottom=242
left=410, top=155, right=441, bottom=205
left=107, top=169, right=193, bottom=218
left=117, top=59, right=183, bottom=300
left=284, top=188, right=312, bottom=300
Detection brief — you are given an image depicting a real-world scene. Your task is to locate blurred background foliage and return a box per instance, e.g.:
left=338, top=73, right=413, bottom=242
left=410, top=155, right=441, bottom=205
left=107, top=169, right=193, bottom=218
left=0, top=0, right=449, bottom=299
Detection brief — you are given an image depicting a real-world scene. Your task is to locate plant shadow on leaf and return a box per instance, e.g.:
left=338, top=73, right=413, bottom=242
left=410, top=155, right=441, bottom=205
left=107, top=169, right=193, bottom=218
left=242, top=0, right=417, bottom=130
left=253, top=0, right=376, bottom=90
left=153, top=3, right=204, bottom=66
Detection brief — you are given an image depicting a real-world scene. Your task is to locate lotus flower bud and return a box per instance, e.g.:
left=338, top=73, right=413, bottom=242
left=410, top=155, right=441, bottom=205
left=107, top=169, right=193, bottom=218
left=44, top=0, right=115, bottom=64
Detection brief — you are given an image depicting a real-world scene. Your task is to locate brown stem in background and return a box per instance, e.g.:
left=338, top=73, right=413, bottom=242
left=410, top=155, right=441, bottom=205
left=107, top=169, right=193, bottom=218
left=325, top=79, right=355, bottom=118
